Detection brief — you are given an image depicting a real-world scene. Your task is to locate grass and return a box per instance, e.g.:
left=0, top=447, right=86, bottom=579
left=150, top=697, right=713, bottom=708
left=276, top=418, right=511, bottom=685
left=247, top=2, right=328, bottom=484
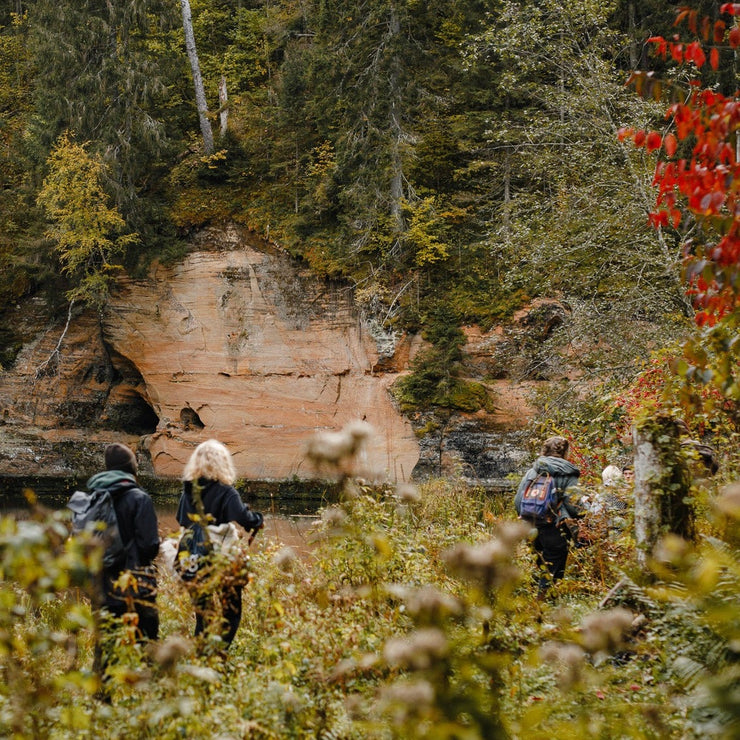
left=0, top=475, right=738, bottom=739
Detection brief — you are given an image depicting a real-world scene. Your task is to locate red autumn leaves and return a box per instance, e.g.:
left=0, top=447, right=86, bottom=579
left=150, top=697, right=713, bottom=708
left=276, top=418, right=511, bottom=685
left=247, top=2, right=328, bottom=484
left=619, top=6, right=740, bottom=326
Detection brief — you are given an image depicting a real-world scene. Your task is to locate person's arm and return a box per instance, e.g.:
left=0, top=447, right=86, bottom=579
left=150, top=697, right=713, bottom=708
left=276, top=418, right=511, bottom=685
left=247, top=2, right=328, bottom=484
left=175, top=491, right=192, bottom=527
left=222, top=488, right=264, bottom=531
left=561, top=484, right=588, bottom=519
left=135, top=496, right=160, bottom=565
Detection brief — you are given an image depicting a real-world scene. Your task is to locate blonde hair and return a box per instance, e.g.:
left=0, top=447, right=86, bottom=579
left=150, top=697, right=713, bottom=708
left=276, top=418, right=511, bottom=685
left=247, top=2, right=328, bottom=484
left=182, top=439, right=236, bottom=485
left=601, top=465, right=623, bottom=486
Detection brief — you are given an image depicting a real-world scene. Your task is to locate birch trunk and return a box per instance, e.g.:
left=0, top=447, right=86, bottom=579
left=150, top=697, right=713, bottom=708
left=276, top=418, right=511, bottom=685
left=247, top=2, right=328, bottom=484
left=633, top=415, right=695, bottom=569
left=219, top=75, right=229, bottom=138
left=388, top=6, right=404, bottom=232
left=180, top=0, right=214, bottom=155
left=633, top=424, right=663, bottom=569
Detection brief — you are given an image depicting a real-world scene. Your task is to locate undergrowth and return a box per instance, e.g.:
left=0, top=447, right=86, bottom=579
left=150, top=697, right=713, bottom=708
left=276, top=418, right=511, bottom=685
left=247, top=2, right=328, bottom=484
left=0, top=471, right=738, bottom=738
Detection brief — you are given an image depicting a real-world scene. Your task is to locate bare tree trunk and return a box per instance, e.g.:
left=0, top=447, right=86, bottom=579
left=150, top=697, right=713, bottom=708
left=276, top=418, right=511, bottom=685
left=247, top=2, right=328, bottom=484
left=388, top=6, right=404, bottom=232
left=219, top=75, right=229, bottom=138
left=628, top=3, right=638, bottom=70
left=633, top=415, right=695, bottom=569
left=180, top=0, right=214, bottom=155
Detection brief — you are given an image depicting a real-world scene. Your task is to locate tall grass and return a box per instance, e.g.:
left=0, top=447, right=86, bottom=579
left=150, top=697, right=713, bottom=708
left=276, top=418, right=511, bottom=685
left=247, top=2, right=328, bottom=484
left=0, top=469, right=738, bottom=738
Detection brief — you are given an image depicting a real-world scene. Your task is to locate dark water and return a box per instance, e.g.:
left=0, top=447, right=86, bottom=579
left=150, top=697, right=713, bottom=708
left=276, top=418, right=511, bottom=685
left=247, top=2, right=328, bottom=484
left=0, top=476, right=331, bottom=555
left=0, top=476, right=334, bottom=516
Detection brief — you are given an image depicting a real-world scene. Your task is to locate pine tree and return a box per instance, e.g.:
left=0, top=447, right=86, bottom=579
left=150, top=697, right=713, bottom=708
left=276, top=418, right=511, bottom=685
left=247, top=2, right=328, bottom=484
left=26, top=0, right=178, bottom=233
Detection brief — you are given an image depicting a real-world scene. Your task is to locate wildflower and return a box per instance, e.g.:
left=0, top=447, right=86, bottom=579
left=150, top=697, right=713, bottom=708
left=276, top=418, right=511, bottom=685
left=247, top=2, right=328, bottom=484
left=377, top=680, right=435, bottom=722
left=539, top=641, right=586, bottom=688
left=442, top=528, right=527, bottom=589
left=404, top=586, right=463, bottom=621
left=715, top=483, right=740, bottom=520
left=383, top=628, right=448, bottom=670
left=496, top=520, right=534, bottom=547
left=395, top=483, right=421, bottom=503
left=321, top=506, right=347, bottom=529
left=149, top=634, right=192, bottom=672
left=305, top=420, right=374, bottom=468
left=578, top=608, right=634, bottom=654
left=273, top=546, right=298, bottom=572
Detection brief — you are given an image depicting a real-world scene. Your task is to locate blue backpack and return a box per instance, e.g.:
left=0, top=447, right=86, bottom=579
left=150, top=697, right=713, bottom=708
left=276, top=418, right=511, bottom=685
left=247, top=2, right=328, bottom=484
left=519, top=473, right=559, bottom=521
left=175, top=523, right=213, bottom=582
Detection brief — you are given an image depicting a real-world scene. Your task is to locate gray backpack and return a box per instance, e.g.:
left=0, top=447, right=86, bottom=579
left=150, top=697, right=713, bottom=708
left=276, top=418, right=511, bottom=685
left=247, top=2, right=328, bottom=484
left=67, top=489, right=126, bottom=569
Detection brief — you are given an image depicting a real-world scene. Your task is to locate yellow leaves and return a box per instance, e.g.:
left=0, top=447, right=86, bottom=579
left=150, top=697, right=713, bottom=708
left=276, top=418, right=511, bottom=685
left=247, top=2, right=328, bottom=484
left=59, top=704, right=91, bottom=731
left=36, top=131, right=138, bottom=307
left=200, top=149, right=228, bottom=169
left=368, top=533, right=392, bottom=560
left=404, top=196, right=450, bottom=267
left=307, top=141, right=335, bottom=178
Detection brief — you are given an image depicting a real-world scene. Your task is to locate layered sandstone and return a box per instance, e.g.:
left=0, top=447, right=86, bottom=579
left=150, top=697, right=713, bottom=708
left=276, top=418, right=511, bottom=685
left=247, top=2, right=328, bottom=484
left=0, top=225, right=420, bottom=481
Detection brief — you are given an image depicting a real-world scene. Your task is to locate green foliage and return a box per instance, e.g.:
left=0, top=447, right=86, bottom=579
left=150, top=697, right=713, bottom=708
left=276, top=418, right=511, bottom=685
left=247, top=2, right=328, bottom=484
left=1, top=467, right=740, bottom=738
left=393, top=304, right=493, bottom=412
left=0, top=495, right=99, bottom=737
left=0, top=0, right=698, bottom=358
left=675, top=313, right=740, bottom=425
left=37, top=134, right=139, bottom=308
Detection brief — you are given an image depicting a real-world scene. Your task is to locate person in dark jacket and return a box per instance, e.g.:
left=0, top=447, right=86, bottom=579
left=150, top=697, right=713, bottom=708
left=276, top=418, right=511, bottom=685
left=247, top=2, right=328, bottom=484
left=514, top=436, right=586, bottom=595
left=88, top=443, right=160, bottom=697
left=176, top=439, right=263, bottom=648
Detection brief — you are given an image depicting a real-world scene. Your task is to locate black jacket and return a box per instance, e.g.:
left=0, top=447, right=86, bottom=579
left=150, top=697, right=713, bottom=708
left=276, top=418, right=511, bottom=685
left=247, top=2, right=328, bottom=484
left=176, top=478, right=263, bottom=532
left=87, top=470, right=159, bottom=606
left=86, top=470, right=160, bottom=572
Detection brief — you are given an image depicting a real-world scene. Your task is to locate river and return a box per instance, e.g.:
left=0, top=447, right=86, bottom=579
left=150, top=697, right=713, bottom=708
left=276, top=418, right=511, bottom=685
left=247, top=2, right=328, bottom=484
left=0, top=476, right=329, bottom=558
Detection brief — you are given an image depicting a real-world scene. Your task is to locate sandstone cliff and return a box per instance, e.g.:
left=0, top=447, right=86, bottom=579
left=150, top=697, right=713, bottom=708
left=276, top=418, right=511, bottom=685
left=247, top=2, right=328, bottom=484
left=0, top=225, right=557, bottom=488
left=0, top=226, right=419, bottom=481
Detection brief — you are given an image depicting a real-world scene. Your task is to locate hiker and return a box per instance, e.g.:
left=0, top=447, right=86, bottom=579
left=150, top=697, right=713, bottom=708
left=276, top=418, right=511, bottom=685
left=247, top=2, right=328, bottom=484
left=589, top=464, right=630, bottom=533
left=514, top=436, right=587, bottom=595
left=86, top=443, right=160, bottom=692
left=176, top=439, right=264, bottom=648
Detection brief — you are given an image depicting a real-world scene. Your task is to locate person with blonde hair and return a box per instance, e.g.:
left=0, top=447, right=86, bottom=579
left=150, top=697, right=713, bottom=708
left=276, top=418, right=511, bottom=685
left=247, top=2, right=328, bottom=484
left=176, top=439, right=263, bottom=648
left=589, top=464, right=630, bottom=530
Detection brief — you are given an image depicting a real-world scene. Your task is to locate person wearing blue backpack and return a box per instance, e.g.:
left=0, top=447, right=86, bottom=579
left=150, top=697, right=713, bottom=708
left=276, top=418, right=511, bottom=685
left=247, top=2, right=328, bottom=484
left=514, top=435, right=586, bottom=596
left=176, top=439, right=264, bottom=650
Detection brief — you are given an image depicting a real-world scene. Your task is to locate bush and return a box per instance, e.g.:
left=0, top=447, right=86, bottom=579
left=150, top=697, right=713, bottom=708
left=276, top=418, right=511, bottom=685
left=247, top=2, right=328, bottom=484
left=0, top=475, right=738, bottom=738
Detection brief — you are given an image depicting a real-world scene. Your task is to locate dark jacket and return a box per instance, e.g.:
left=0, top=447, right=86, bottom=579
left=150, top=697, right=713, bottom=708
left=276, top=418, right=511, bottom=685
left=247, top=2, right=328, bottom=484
left=514, top=456, right=585, bottom=524
left=176, top=478, right=263, bottom=532
left=85, top=470, right=160, bottom=613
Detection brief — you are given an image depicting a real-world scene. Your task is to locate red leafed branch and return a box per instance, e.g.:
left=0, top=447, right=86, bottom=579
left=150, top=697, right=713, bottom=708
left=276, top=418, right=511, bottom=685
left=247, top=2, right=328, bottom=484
left=620, top=5, right=740, bottom=327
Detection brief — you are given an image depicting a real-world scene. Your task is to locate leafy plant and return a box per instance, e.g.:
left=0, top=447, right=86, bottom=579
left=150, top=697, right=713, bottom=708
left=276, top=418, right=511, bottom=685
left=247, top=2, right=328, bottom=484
left=36, top=133, right=139, bottom=308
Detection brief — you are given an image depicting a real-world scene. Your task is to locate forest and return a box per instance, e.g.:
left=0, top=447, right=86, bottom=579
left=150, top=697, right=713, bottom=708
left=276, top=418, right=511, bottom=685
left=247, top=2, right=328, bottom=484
left=0, top=0, right=739, bottom=738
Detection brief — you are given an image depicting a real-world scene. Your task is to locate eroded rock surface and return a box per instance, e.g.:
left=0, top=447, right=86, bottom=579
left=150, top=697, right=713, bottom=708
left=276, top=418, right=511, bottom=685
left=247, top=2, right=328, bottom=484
left=0, top=225, right=564, bottom=487
left=0, top=226, right=419, bottom=481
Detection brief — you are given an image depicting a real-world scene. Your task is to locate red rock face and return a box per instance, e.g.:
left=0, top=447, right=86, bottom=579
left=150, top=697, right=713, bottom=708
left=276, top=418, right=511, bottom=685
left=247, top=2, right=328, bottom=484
left=0, top=226, right=420, bottom=482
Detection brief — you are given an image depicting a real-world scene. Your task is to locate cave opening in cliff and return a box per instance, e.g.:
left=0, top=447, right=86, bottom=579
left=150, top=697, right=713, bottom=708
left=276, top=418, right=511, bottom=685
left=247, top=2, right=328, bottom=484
left=180, top=407, right=205, bottom=430
left=118, top=395, right=159, bottom=435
